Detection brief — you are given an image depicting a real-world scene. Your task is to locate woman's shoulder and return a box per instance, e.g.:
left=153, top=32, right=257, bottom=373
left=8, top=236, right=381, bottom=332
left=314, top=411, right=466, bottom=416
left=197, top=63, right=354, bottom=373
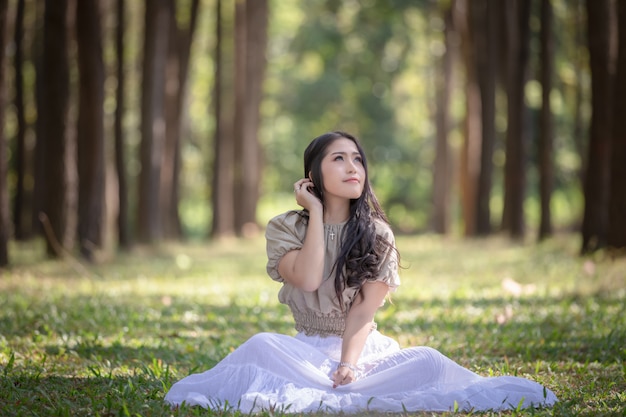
left=266, top=210, right=308, bottom=235
left=372, top=217, right=395, bottom=242
left=268, top=209, right=306, bottom=225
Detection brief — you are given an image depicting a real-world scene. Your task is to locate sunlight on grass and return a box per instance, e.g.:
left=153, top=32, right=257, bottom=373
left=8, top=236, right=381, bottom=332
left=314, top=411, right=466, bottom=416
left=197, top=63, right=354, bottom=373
left=1, top=233, right=625, bottom=416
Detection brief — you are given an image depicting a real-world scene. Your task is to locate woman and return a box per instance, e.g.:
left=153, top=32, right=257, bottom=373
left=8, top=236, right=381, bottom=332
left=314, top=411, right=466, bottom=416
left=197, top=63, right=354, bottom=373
left=164, top=131, right=557, bottom=413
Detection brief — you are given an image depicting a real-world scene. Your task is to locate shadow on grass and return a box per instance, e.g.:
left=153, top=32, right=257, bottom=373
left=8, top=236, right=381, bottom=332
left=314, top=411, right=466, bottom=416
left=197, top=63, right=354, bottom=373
left=382, top=292, right=626, bottom=365
left=3, top=290, right=625, bottom=368
left=0, top=373, right=170, bottom=416
left=2, top=291, right=625, bottom=417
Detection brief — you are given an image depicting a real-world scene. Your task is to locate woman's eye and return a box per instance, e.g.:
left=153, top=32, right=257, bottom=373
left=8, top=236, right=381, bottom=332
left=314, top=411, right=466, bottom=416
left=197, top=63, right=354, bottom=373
left=334, top=156, right=344, bottom=161
left=355, top=157, right=363, bottom=163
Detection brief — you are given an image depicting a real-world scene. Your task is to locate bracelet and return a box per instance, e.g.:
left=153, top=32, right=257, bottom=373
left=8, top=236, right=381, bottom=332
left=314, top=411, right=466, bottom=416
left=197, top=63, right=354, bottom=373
left=338, top=361, right=357, bottom=373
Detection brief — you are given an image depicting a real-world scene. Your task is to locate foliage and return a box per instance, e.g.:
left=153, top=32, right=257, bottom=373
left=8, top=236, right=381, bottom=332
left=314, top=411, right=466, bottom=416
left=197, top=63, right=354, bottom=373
left=1, top=234, right=625, bottom=416
left=2, top=0, right=589, bottom=242
left=261, top=0, right=438, bottom=232
left=255, top=0, right=587, bottom=234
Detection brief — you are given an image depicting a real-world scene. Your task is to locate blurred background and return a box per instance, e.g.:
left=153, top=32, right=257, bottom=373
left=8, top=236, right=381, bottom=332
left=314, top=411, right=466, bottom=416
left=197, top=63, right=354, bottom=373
left=0, top=0, right=624, bottom=265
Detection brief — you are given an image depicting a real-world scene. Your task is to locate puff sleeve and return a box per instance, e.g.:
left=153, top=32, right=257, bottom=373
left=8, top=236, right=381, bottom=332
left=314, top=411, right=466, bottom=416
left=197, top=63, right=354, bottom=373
left=374, top=220, right=401, bottom=290
left=265, top=211, right=307, bottom=282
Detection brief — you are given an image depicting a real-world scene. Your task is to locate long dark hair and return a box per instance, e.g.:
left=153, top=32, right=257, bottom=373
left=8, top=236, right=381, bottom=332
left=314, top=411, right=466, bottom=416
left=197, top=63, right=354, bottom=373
left=303, top=131, right=395, bottom=307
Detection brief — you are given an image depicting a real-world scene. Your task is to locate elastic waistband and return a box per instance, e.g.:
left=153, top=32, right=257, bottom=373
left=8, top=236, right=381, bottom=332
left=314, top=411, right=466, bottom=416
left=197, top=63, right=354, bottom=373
left=291, top=310, right=376, bottom=337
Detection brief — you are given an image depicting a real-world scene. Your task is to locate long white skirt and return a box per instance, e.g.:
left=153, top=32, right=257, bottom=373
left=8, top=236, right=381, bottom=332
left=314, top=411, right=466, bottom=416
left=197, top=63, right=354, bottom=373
left=164, top=331, right=557, bottom=413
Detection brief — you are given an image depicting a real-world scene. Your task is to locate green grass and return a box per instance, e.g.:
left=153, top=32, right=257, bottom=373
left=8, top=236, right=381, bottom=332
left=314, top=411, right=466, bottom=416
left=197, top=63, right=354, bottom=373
left=1, top=233, right=625, bottom=416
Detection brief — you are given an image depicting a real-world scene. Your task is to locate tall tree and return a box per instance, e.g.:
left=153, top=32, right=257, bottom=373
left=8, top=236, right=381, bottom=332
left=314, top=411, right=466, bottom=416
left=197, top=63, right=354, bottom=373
left=457, top=0, right=482, bottom=237
left=137, top=0, right=169, bottom=243
left=471, top=0, right=499, bottom=236
left=75, top=0, right=105, bottom=260
left=571, top=0, right=587, bottom=185
left=233, top=0, right=268, bottom=237
left=581, top=0, right=614, bottom=253
left=38, top=0, right=74, bottom=256
left=211, top=0, right=236, bottom=238
left=538, top=0, right=554, bottom=241
left=114, top=0, right=130, bottom=248
left=501, top=0, right=531, bottom=239
left=431, top=0, right=457, bottom=235
left=608, top=0, right=626, bottom=250
left=0, top=0, right=9, bottom=266
left=161, top=0, right=200, bottom=239
left=11, top=0, right=28, bottom=240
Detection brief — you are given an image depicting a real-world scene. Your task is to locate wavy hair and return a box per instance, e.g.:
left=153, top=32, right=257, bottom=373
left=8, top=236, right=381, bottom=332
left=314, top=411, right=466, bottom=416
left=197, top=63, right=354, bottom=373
left=303, top=131, right=396, bottom=307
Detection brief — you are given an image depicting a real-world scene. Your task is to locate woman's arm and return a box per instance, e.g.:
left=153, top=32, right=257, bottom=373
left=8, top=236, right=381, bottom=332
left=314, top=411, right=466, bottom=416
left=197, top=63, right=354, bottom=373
left=277, top=179, right=325, bottom=291
left=332, top=281, right=390, bottom=387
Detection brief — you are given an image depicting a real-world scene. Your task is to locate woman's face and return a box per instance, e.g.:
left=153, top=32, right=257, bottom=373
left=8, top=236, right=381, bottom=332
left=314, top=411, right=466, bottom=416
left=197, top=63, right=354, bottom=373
left=317, top=138, right=366, bottom=202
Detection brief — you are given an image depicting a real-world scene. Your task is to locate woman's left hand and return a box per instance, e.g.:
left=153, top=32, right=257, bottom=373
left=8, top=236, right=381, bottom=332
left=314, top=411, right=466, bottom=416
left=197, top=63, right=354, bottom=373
left=332, top=366, right=356, bottom=388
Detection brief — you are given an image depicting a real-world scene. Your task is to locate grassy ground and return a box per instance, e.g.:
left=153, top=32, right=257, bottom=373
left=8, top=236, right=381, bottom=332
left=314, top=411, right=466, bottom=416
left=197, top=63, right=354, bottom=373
left=1, top=233, right=625, bottom=416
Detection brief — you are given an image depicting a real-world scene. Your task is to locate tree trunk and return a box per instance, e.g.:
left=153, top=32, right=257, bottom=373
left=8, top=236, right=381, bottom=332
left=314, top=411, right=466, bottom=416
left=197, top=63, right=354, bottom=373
left=233, top=1, right=246, bottom=235
left=457, top=0, right=481, bottom=237
left=0, top=0, right=9, bottom=266
left=233, top=0, right=268, bottom=237
left=39, top=0, right=73, bottom=257
left=431, top=1, right=456, bottom=235
left=162, top=0, right=182, bottom=240
left=75, top=0, right=105, bottom=260
left=211, top=0, right=236, bottom=238
left=502, top=0, right=531, bottom=240
left=472, top=0, right=499, bottom=236
left=32, top=1, right=45, bottom=238
left=114, top=0, right=130, bottom=249
left=137, top=0, right=169, bottom=243
left=608, top=0, right=626, bottom=250
left=11, top=0, right=28, bottom=241
left=572, top=0, right=587, bottom=186
left=161, top=0, right=200, bottom=240
left=581, top=0, right=614, bottom=253
left=538, top=0, right=554, bottom=241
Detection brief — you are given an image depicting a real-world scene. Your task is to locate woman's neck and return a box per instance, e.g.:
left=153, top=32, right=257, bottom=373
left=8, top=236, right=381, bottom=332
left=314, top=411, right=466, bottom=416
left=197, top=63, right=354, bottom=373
left=323, top=198, right=350, bottom=224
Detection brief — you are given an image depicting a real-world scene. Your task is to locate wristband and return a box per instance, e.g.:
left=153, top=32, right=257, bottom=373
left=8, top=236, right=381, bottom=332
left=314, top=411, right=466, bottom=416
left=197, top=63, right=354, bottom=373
left=338, top=361, right=357, bottom=373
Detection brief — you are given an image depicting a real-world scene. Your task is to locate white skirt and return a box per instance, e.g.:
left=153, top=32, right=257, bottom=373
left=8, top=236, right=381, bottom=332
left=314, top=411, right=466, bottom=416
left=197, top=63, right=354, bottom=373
left=164, top=331, right=557, bottom=413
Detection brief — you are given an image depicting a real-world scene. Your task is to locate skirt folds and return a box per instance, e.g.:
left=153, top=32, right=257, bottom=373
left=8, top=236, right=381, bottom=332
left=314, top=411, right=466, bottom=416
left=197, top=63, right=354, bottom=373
left=164, top=331, right=557, bottom=413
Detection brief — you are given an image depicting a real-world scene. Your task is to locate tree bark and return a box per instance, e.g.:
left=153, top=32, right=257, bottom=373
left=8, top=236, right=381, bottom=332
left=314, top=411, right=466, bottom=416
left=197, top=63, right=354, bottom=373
left=457, top=0, right=481, bottom=237
left=137, top=0, right=169, bottom=243
left=431, top=1, right=456, bottom=235
left=211, top=0, right=236, bottom=238
left=0, top=0, right=10, bottom=266
left=76, top=0, right=105, bottom=260
left=581, top=0, right=614, bottom=253
left=39, top=0, right=73, bottom=257
left=114, top=0, right=130, bottom=249
left=538, top=0, right=554, bottom=241
left=11, top=0, right=28, bottom=241
left=233, top=0, right=268, bottom=237
left=233, top=1, right=246, bottom=235
left=608, top=0, right=626, bottom=250
left=472, top=0, right=499, bottom=236
left=502, top=0, right=531, bottom=240
left=161, top=0, right=200, bottom=240
left=572, top=0, right=587, bottom=186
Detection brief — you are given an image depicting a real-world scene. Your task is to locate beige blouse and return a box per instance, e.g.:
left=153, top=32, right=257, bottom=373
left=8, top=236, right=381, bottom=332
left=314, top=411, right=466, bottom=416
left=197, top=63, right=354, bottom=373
left=265, top=210, right=400, bottom=337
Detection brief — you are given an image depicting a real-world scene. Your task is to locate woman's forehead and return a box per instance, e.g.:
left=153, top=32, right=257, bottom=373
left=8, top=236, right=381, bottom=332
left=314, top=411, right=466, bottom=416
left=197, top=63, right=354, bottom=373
left=325, top=138, right=359, bottom=154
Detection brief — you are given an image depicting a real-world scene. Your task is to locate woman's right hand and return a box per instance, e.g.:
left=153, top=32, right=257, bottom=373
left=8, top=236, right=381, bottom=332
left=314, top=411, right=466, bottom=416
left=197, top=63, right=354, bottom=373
left=294, top=178, right=322, bottom=213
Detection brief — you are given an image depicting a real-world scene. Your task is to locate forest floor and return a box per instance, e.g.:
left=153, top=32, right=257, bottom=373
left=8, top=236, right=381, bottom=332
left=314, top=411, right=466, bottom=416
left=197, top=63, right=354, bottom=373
left=1, top=233, right=625, bottom=416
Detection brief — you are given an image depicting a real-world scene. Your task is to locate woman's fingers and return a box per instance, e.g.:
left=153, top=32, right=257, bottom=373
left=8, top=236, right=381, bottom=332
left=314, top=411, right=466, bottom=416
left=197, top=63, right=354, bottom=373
left=331, top=369, right=355, bottom=388
left=294, top=178, right=312, bottom=191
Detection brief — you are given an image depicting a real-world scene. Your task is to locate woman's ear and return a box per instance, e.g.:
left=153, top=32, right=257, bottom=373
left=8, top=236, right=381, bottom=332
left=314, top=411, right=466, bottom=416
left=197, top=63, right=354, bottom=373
left=308, top=172, right=313, bottom=181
